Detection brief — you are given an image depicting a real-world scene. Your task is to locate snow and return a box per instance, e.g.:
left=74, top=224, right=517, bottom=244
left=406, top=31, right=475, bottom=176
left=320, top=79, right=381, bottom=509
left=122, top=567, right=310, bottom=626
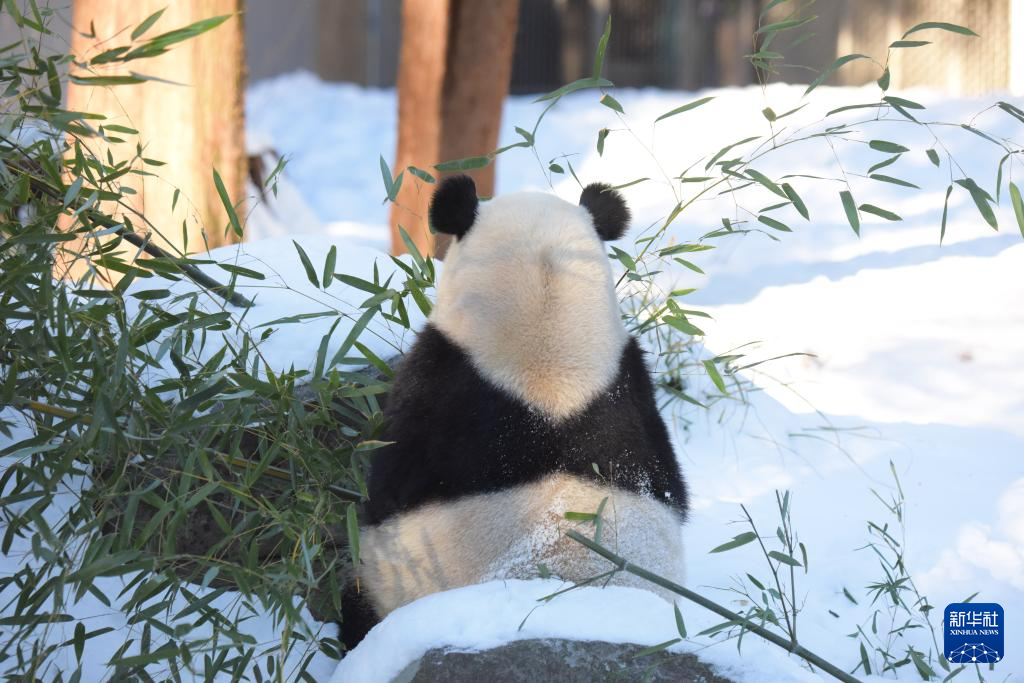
left=332, top=580, right=827, bottom=683
left=3, top=72, right=1023, bottom=681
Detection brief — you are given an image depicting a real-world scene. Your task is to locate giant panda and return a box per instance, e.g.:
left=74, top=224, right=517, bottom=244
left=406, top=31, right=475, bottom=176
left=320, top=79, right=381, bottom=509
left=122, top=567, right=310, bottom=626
left=340, top=175, right=688, bottom=649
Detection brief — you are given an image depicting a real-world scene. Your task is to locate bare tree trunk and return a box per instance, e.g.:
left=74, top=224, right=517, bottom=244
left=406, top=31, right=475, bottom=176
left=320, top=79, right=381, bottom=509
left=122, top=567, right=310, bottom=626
left=390, top=0, right=519, bottom=258
left=64, top=0, right=246, bottom=271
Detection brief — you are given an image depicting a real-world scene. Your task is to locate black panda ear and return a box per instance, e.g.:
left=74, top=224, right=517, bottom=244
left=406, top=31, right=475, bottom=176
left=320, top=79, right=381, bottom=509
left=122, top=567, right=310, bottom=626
left=579, top=183, right=630, bottom=241
left=429, top=174, right=478, bottom=239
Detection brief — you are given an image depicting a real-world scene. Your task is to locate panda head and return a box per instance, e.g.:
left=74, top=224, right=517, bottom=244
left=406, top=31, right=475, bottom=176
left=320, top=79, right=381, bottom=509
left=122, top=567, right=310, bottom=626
left=429, top=175, right=631, bottom=421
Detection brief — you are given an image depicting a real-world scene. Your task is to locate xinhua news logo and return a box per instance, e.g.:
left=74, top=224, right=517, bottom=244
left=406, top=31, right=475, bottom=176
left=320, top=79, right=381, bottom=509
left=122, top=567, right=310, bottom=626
left=944, top=603, right=1004, bottom=665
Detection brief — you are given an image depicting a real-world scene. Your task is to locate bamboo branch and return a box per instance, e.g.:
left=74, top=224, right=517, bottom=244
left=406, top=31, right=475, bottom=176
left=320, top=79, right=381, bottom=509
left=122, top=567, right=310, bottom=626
left=565, top=530, right=861, bottom=683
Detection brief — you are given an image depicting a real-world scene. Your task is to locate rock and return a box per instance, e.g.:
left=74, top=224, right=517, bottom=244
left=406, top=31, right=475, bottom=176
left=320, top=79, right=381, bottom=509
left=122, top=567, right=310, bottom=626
left=393, top=638, right=735, bottom=683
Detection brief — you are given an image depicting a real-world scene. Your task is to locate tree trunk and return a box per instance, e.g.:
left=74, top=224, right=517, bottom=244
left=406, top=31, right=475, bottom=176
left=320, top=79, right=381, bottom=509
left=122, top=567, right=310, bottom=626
left=389, top=0, right=519, bottom=258
left=64, top=0, right=246, bottom=270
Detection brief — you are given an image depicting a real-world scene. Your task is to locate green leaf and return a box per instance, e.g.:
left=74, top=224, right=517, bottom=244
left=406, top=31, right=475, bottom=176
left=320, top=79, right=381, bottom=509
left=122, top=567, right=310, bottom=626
left=323, top=245, right=337, bottom=288
left=908, top=647, right=938, bottom=680
left=434, top=155, right=492, bottom=172
left=69, top=74, right=146, bottom=86
left=883, top=95, right=925, bottom=110
left=379, top=155, right=403, bottom=201
left=940, top=184, right=953, bottom=243
left=1009, top=182, right=1024, bottom=240
left=292, top=240, right=320, bottom=288
left=869, top=140, right=909, bottom=154
left=654, top=96, right=714, bottom=123
left=673, top=603, right=687, bottom=638
left=534, top=76, right=613, bottom=103
left=213, top=168, right=243, bottom=237
left=955, top=178, right=998, bottom=230
left=702, top=360, right=727, bottom=394
left=877, top=67, right=890, bottom=90
left=599, top=93, right=624, bottom=114
left=346, top=504, right=361, bottom=565
left=663, top=315, right=704, bottom=337
left=781, top=183, right=809, bottom=219
left=710, top=531, right=757, bottom=553
left=217, top=263, right=265, bottom=279
left=329, top=306, right=378, bottom=367
left=903, top=21, right=978, bottom=38
left=610, top=246, right=636, bottom=271
left=867, top=154, right=899, bottom=174
left=804, top=54, right=868, bottom=96
left=631, top=639, right=682, bottom=659
left=840, top=190, right=860, bottom=236
left=859, top=204, right=902, bottom=221
left=597, top=128, right=609, bottom=156
left=408, top=165, right=436, bottom=184
left=926, top=148, right=941, bottom=167
left=870, top=174, right=920, bottom=189
left=758, top=215, right=792, bottom=232
left=768, top=550, right=802, bottom=567
left=997, top=101, right=1024, bottom=125
left=756, top=15, right=816, bottom=34
left=592, top=15, right=611, bottom=77
left=889, top=40, right=931, bottom=48
left=746, top=169, right=787, bottom=198
left=131, top=7, right=166, bottom=40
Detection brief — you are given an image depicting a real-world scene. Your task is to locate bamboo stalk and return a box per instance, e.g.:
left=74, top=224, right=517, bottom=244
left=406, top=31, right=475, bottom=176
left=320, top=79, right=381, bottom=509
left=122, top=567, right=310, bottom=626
left=565, top=530, right=862, bottom=683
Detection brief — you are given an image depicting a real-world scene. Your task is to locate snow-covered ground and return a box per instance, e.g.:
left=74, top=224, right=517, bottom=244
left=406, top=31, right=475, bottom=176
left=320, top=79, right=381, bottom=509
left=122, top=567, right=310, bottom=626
left=2, top=73, right=1021, bottom=681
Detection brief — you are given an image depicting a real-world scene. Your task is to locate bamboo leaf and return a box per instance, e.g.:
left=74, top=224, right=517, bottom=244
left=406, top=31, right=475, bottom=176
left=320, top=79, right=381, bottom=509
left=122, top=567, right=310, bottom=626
left=702, top=359, right=727, bottom=394
left=600, top=93, right=624, bottom=114
left=940, top=185, right=953, bottom=243
left=347, top=504, right=360, bottom=565
left=954, top=178, right=998, bottom=230
left=213, top=168, right=243, bottom=237
left=768, top=550, right=802, bottom=567
left=781, top=183, right=809, bottom=219
left=292, top=240, right=319, bottom=288
left=323, top=245, right=337, bottom=288
left=840, top=190, right=860, bottom=236
left=804, top=54, right=868, bottom=96
left=903, top=21, right=978, bottom=38
left=592, top=15, right=611, bottom=78
left=655, top=96, right=715, bottom=123
left=758, top=215, right=792, bottom=232
left=534, top=76, right=613, bottom=103
left=710, top=531, right=757, bottom=553
left=870, top=174, right=920, bottom=189
left=130, top=7, right=166, bottom=40
left=434, top=155, right=492, bottom=172
left=746, top=169, right=787, bottom=197
left=1009, top=182, right=1024, bottom=239
left=859, top=204, right=902, bottom=221
left=869, top=140, right=909, bottom=154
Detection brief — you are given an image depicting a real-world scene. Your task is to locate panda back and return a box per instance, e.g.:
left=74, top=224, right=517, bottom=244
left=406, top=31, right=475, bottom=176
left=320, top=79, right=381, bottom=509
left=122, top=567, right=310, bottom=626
left=364, top=325, right=688, bottom=525
left=358, top=473, right=686, bottom=617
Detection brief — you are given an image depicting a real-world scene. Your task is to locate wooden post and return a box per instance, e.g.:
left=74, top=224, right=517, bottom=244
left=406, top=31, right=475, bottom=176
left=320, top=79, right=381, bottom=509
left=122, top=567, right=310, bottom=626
left=64, top=0, right=246, bottom=271
left=389, top=0, right=519, bottom=258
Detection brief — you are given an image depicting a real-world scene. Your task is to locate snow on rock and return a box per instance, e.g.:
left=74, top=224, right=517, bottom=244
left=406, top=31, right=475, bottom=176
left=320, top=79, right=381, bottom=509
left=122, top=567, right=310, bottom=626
left=330, top=580, right=823, bottom=683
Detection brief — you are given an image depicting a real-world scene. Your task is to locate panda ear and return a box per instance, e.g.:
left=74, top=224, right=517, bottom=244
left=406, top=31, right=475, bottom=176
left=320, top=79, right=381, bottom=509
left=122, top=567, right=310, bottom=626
left=429, top=174, right=479, bottom=239
left=579, top=183, right=630, bottom=241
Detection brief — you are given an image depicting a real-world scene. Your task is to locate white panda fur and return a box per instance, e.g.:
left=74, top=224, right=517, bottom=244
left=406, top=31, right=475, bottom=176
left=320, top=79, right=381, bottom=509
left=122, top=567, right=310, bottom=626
left=340, top=176, right=689, bottom=650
